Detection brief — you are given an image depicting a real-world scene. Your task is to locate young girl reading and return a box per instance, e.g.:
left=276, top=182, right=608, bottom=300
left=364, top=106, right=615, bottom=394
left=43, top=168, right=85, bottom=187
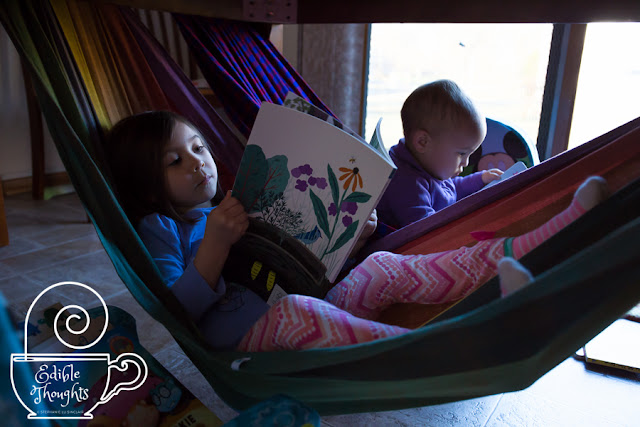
left=105, top=111, right=609, bottom=352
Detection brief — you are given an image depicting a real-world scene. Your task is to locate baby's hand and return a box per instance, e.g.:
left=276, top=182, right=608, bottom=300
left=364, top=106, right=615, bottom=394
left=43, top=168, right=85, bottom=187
left=349, top=210, right=378, bottom=257
left=361, top=209, right=378, bottom=240
left=205, top=191, right=249, bottom=248
left=482, top=168, right=503, bottom=185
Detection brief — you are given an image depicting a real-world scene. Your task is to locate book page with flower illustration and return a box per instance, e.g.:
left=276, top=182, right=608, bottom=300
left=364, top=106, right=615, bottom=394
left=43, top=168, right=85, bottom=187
left=232, top=102, right=396, bottom=282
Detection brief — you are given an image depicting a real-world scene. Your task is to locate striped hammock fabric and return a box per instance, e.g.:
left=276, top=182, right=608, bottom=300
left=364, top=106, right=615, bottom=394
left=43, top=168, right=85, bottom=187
left=1, top=0, right=639, bottom=415
left=173, top=13, right=336, bottom=139
left=50, top=0, right=245, bottom=190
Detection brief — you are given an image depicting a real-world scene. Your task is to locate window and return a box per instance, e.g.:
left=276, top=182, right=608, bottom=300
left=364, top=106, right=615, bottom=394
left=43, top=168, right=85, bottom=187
left=568, top=23, right=640, bottom=149
left=365, top=24, right=553, bottom=150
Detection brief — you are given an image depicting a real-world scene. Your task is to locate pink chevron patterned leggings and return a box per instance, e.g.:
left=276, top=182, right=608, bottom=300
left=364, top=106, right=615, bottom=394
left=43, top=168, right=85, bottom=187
left=237, top=195, right=587, bottom=351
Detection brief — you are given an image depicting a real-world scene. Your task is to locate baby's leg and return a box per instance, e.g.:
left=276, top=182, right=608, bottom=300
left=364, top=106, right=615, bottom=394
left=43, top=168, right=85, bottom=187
left=236, top=295, right=410, bottom=351
left=326, top=176, right=608, bottom=319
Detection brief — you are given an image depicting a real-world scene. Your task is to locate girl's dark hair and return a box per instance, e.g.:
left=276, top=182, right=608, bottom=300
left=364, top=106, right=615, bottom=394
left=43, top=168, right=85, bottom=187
left=104, top=111, right=222, bottom=225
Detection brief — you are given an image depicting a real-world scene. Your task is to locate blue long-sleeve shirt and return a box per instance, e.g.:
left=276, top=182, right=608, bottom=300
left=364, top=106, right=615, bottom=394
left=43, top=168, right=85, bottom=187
left=377, top=139, right=485, bottom=228
left=137, top=207, right=269, bottom=350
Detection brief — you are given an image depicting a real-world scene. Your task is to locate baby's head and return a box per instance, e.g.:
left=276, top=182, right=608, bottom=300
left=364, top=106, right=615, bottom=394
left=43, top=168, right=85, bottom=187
left=401, top=80, right=486, bottom=180
left=105, top=111, right=220, bottom=224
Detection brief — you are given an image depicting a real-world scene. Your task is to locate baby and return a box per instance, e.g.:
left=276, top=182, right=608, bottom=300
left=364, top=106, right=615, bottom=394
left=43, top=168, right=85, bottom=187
left=377, top=79, right=503, bottom=228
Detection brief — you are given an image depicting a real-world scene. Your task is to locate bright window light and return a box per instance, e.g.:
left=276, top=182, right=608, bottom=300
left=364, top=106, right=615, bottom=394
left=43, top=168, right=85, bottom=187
left=365, top=24, right=553, bottom=151
left=568, top=23, right=640, bottom=149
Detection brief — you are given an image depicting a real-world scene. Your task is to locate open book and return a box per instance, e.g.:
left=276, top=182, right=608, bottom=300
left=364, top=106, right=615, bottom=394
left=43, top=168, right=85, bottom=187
left=483, top=161, right=527, bottom=189
left=231, top=95, right=395, bottom=299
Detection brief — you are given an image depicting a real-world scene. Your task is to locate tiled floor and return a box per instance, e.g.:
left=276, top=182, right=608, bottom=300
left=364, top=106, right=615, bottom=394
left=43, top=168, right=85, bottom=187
left=1, top=190, right=638, bottom=426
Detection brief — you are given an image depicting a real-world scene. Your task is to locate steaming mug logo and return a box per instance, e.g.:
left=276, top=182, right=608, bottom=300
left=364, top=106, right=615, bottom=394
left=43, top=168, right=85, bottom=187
left=10, top=282, right=148, bottom=420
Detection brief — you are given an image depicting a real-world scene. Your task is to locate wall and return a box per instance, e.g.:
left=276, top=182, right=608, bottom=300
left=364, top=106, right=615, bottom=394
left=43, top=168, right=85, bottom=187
left=284, top=24, right=369, bottom=135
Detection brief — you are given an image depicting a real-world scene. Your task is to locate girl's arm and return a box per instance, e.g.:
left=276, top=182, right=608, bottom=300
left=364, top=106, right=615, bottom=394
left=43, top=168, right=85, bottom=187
left=194, top=191, right=249, bottom=289
left=137, top=213, right=228, bottom=323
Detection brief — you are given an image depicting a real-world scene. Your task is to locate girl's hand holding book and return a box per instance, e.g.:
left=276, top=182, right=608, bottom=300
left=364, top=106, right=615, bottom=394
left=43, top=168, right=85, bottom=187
left=206, top=191, right=249, bottom=248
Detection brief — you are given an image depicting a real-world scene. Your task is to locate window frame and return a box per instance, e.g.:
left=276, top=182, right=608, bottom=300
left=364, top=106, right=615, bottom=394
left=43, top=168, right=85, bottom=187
left=536, top=24, right=587, bottom=160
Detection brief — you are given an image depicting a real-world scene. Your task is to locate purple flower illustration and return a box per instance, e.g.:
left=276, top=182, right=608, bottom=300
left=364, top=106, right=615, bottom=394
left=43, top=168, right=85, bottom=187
left=295, top=179, right=308, bottom=192
left=315, top=177, right=328, bottom=189
left=292, top=164, right=313, bottom=178
left=328, top=203, right=337, bottom=216
left=299, top=164, right=313, bottom=175
left=340, top=201, right=358, bottom=215
left=342, top=215, right=353, bottom=227
left=308, top=176, right=317, bottom=186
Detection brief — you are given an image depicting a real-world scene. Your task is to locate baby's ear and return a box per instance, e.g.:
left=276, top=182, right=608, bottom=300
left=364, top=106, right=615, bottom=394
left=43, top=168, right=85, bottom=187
left=411, top=129, right=431, bottom=154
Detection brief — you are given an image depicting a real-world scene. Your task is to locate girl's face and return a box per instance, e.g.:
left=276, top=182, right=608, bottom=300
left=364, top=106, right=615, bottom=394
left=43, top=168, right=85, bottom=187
left=162, top=121, right=218, bottom=212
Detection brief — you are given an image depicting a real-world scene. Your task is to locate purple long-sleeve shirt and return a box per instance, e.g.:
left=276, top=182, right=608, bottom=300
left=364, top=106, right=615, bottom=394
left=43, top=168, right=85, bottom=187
left=377, top=139, right=485, bottom=228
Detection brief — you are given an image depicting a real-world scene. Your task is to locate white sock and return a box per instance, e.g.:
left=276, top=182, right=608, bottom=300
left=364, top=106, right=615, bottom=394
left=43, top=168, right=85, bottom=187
left=499, top=257, right=534, bottom=297
left=574, top=176, right=609, bottom=212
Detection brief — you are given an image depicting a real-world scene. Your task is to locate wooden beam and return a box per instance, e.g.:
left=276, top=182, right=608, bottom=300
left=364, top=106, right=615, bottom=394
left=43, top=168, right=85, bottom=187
left=296, top=0, right=640, bottom=23
left=96, top=0, right=640, bottom=23
left=21, top=60, right=45, bottom=200
left=93, top=0, right=245, bottom=21
left=0, top=178, right=8, bottom=247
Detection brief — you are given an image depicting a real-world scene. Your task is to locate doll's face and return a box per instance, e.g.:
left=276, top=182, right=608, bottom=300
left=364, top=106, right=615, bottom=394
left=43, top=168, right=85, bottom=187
left=477, top=152, right=515, bottom=172
left=163, top=121, right=218, bottom=212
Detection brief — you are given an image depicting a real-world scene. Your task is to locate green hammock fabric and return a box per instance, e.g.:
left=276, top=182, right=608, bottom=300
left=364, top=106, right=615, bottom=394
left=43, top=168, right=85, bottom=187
left=2, top=0, right=640, bottom=415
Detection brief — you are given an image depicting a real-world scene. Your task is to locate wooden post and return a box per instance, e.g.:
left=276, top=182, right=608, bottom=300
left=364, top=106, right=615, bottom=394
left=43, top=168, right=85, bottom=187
left=21, top=59, right=45, bottom=200
left=0, top=178, right=8, bottom=247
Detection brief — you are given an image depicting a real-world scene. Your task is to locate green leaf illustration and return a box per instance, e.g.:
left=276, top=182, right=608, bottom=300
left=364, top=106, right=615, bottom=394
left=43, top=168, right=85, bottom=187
left=328, top=164, right=339, bottom=208
left=232, top=145, right=268, bottom=213
left=265, top=154, right=290, bottom=196
left=327, top=220, right=359, bottom=255
left=309, top=188, right=330, bottom=237
left=343, top=191, right=372, bottom=204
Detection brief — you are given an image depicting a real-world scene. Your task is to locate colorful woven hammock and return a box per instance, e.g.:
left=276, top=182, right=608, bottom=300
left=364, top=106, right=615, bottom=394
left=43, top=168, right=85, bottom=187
left=2, top=0, right=639, bottom=415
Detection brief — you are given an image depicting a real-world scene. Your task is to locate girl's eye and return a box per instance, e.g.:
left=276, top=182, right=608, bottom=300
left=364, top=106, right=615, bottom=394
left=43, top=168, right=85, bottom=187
left=167, top=157, right=180, bottom=166
left=195, top=145, right=205, bottom=153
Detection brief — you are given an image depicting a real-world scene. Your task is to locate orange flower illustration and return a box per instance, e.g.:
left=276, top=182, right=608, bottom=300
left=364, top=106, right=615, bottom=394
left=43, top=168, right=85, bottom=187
left=339, top=167, right=363, bottom=192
